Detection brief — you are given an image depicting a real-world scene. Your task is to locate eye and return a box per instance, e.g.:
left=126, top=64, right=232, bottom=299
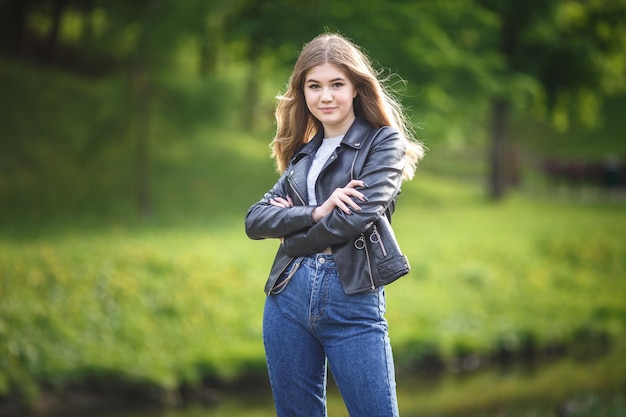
left=307, top=83, right=320, bottom=90
left=332, top=82, right=345, bottom=88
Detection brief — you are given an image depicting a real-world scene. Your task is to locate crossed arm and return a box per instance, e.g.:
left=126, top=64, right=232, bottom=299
left=269, top=179, right=367, bottom=235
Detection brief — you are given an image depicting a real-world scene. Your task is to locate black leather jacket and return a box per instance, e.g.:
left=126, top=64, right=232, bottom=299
left=245, top=117, right=406, bottom=295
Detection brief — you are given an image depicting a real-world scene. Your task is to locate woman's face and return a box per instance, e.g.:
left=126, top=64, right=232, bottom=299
left=304, top=63, right=357, bottom=138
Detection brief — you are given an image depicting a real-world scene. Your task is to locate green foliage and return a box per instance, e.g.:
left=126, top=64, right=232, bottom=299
left=0, top=60, right=133, bottom=219
left=512, top=94, right=626, bottom=158
left=1, top=133, right=625, bottom=405
left=0, top=59, right=239, bottom=228
left=389, top=177, right=626, bottom=361
left=1, top=2, right=626, bottom=406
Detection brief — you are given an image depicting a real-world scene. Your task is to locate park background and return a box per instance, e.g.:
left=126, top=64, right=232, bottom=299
left=1, top=0, right=625, bottom=416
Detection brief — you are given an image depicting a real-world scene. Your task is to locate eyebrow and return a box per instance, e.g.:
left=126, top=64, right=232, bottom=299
left=305, top=77, right=346, bottom=83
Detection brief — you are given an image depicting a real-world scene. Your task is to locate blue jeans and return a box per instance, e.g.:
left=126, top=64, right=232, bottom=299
left=263, top=253, right=399, bottom=417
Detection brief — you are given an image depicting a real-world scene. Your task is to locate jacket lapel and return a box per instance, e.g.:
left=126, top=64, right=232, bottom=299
left=289, top=131, right=323, bottom=204
left=288, top=118, right=375, bottom=204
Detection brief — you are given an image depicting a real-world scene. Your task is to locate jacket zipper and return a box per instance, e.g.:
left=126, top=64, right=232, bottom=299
left=287, top=174, right=306, bottom=205
left=351, top=149, right=375, bottom=290
left=362, top=237, right=376, bottom=290
left=355, top=234, right=376, bottom=290
left=370, top=225, right=387, bottom=256
left=355, top=224, right=389, bottom=290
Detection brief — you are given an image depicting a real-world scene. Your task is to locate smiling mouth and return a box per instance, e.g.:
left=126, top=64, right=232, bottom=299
left=320, top=107, right=336, bottom=112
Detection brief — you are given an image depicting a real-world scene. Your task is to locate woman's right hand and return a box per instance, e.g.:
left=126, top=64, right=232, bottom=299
left=312, top=180, right=367, bottom=223
left=269, top=195, right=294, bottom=209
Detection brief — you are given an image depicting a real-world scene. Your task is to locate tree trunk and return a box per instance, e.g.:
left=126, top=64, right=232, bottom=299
left=44, top=0, right=66, bottom=62
left=243, top=60, right=260, bottom=131
left=199, top=15, right=220, bottom=77
left=242, top=38, right=262, bottom=131
left=487, top=98, right=510, bottom=200
left=80, top=0, right=94, bottom=47
left=5, top=0, right=29, bottom=58
left=132, top=67, right=152, bottom=219
left=130, top=0, right=157, bottom=219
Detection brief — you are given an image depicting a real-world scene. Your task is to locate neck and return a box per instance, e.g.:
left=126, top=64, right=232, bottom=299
left=322, top=115, right=356, bottom=138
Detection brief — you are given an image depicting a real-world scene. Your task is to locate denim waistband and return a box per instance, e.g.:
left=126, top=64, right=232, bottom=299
left=301, top=253, right=335, bottom=268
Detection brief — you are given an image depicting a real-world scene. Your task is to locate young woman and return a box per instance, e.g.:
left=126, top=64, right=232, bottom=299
left=245, top=33, right=424, bottom=417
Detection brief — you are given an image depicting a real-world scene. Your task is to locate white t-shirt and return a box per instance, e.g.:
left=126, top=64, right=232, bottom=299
left=307, top=135, right=344, bottom=205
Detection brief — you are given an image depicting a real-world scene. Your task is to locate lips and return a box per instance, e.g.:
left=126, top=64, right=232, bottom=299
left=319, top=107, right=336, bottom=113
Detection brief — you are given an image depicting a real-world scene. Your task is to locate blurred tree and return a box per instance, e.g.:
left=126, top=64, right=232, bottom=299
left=225, top=0, right=321, bottom=129
left=100, top=0, right=232, bottom=217
left=0, top=0, right=27, bottom=58
left=197, top=0, right=235, bottom=77
left=0, top=0, right=232, bottom=218
left=476, top=0, right=626, bottom=199
left=320, top=0, right=626, bottom=199
left=3, top=0, right=624, bottom=212
left=0, top=0, right=57, bottom=60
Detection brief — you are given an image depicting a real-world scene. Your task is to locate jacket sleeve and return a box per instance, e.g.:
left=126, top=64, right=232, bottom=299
left=245, top=170, right=316, bottom=240
left=282, top=128, right=406, bottom=257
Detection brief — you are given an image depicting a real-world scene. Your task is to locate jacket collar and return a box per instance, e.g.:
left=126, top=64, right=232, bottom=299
left=340, top=117, right=372, bottom=150
left=295, top=117, right=373, bottom=158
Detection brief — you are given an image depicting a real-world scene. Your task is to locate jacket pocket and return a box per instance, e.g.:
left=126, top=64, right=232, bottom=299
left=355, top=216, right=410, bottom=289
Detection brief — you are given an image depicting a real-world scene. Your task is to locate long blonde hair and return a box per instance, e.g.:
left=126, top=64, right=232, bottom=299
left=271, top=33, right=424, bottom=180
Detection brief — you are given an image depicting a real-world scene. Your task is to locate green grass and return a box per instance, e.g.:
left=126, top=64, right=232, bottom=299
left=389, top=176, right=626, bottom=361
left=1, top=59, right=625, bottom=409
left=1, top=170, right=625, bottom=404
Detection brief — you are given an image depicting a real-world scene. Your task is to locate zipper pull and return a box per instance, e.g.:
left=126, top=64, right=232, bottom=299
left=369, top=225, right=387, bottom=256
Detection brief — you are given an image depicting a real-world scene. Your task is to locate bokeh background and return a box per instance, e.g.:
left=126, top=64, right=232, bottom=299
left=1, top=0, right=625, bottom=416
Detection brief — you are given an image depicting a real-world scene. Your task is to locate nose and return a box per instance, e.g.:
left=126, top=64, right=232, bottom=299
left=321, top=87, right=333, bottom=102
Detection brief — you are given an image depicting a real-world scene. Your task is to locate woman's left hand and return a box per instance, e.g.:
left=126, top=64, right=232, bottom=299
left=270, top=196, right=293, bottom=244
